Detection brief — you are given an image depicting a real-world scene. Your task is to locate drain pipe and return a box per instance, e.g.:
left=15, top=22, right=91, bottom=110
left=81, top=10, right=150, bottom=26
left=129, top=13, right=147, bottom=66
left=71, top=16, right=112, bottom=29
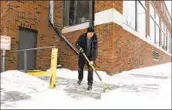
left=49, top=0, right=54, bottom=25
left=49, top=0, right=78, bottom=54
left=89, top=0, right=94, bottom=27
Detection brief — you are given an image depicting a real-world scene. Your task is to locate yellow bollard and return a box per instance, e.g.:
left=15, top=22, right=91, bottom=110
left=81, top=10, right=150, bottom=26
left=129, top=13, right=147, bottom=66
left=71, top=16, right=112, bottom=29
left=49, top=48, right=58, bottom=89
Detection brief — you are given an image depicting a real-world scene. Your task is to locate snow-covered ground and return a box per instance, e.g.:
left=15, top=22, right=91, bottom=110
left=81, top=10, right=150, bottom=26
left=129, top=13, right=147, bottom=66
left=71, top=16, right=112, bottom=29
left=1, top=63, right=171, bottom=109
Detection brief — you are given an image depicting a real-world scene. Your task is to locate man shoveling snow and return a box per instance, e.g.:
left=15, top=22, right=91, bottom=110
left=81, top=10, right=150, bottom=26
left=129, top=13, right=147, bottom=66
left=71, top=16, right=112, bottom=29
left=75, top=26, right=98, bottom=90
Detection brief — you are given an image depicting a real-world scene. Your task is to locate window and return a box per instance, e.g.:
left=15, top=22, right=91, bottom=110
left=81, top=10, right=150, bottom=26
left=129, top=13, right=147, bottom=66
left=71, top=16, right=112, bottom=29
left=164, top=33, right=167, bottom=50
left=155, top=13, right=159, bottom=25
left=150, top=18, right=155, bottom=43
left=124, top=1, right=147, bottom=37
left=140, top=1, right=146, bottom=7
left=63, top=1, right=89, bottom=26
left=149, top=3, right=160, bottom=46
left=163, top=23, right=166, bottom=32
left=169, top=34, right=172, bottom=54
left=168, top=32, right=170, bottom=52
left=165, top=27, right=168, bottom=50
left=161, top=30, right=164, bottom=47
left=150, top=3, right=154, bottom=17
left=161, top=21, right=167, bottom=50
left=123, top=1, right=136, bottom=30
left=163, top=24, right=167, bottom=50
left=156, top=25, right=160, bottom=45
left=137, top=1, right=146, bottom=37
left=167, top=31, right=169, bottom=52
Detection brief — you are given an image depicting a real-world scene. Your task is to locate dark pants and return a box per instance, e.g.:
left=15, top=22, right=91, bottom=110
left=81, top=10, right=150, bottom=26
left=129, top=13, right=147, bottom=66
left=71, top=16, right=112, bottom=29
left=78, top=55, right=93, bottom=85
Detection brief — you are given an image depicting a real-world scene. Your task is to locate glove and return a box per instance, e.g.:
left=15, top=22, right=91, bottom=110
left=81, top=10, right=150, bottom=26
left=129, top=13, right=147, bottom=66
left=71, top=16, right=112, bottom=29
left=89, top=61, right=94, bottom=66
left=79, top=47, right=84, bottom=53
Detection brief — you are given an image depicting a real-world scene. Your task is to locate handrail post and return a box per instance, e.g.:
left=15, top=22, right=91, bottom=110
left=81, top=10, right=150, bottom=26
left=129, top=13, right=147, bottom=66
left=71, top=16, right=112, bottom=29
left=1, top=50, right=6, bottom=72
left=49, top=48, right=58, bottom=89
left=24, top=50, right=27, bottom=73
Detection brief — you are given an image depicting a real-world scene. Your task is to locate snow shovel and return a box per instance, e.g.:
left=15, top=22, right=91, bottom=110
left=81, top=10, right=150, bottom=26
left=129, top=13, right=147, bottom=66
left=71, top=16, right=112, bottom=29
left=78, top=47, right=110, bottom=92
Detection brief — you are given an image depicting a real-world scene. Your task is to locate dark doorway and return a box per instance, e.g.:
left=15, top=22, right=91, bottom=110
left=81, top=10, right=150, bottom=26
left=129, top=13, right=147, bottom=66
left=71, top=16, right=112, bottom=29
left=18, top=27, right=37, bottom=70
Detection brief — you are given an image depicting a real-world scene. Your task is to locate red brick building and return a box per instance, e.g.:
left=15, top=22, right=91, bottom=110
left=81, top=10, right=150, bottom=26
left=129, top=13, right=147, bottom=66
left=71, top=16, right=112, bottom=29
left=0, top=1, right=171, bottom=74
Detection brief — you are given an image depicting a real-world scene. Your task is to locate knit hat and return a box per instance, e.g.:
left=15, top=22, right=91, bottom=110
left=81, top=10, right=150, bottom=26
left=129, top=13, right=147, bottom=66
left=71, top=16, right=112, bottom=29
left=87, top=26, right=94, bottom=32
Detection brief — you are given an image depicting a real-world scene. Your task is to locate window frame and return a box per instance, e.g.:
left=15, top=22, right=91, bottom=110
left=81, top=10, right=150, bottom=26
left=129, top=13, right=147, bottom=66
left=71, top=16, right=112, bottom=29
left=63, top=0, right=91, bottom=27
left=123, top=1, right=136, bottom=30
left=149, top=2, right=161, bottom=46
left=150, top=17, right=156, bottom=43
left=161, top=21, right=169, bottom=50
left=136, top=1, right=147, bottom=38
left=138, top=0, right=147, bottom=10
left=123, top=0, right=147, bottom=37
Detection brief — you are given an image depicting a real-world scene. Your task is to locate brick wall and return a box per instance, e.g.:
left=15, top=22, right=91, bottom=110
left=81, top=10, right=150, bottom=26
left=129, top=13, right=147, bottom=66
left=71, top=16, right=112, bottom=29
left=0, top=1, right=63, bottom=71
left=95, top=1, right=123, bottom=13
left=62, top=22, right=171, bottom=75
left=59, top=1, right=171, bottom=75
left=62, top=23, right=115, bottom=72
left=112, top=23, right=171, bottom=74
left=0, top=1, right=171, bottom=74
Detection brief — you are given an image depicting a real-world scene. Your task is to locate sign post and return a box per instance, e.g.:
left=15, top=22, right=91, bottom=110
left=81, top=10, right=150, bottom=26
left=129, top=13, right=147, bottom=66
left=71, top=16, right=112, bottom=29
left=1, top=50, right=6, bottom=72
left=0, top=35, right=11, bottom=72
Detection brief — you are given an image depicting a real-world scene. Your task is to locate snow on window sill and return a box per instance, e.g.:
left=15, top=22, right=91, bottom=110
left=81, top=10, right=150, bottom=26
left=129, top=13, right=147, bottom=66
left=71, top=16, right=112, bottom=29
left=62, top=22, right=89, bottom=34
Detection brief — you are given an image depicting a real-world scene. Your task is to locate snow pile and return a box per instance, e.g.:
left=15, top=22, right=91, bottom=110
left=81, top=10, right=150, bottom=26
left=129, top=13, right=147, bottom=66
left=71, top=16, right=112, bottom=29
left=56, top=68, right=111, bottom=82
left=1, top=63, right=171, bottom=109
left=12, top=90, right=72, bottom=109
left=55, top=63, right=171, bottom=109
left=16, top=87, right=170, bottom=109
left=7, top=89, right=98, bottom=109
left=1, top=70, right=49, bottom=94
left=101, top=86, right=171, bottom=109
left=123, top=63, right=171, bottom=76
left=57, top=63, right=171, bottom=85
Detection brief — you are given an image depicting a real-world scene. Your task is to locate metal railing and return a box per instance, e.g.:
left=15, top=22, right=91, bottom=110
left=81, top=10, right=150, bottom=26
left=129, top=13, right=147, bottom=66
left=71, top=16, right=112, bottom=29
left=10, top=46, right=56, bottom=52
left=4, top=46, right=58, bottom=89
left=9, top=46, right=56, bottom=73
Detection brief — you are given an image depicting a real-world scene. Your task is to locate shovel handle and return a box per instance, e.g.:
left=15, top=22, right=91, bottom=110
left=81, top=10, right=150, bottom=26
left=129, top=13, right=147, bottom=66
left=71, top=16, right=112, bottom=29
left=79, top=47, right=110, bottom=91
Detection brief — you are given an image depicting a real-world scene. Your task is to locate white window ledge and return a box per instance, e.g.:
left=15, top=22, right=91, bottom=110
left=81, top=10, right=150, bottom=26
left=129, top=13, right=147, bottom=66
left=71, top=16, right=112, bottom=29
left=62, top=8, right=124, bottom=33
left=62, top=22, right=89, bottom=33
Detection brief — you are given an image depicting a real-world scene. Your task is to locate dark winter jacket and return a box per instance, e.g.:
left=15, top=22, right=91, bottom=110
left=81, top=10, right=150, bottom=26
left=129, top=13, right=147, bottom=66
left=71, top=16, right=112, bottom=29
left=75, top=33, right=98, bottom=61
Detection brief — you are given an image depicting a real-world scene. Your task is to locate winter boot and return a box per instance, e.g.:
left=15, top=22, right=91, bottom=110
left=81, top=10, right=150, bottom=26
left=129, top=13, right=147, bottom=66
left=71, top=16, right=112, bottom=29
left=87, top=84, right=92, bottom=90
left=77, top=80, right=82, bottom=85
